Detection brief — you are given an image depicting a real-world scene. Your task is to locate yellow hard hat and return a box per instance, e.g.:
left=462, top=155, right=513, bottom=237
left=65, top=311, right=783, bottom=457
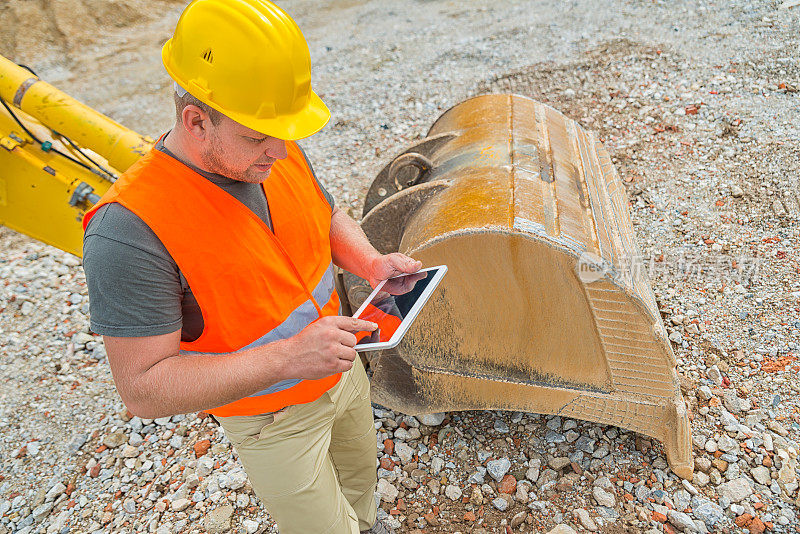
left=162, top=0, right=330, bottom=140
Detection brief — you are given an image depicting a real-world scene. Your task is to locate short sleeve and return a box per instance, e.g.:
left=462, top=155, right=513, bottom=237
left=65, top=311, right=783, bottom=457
left=82, top=204, right=184, bottom=337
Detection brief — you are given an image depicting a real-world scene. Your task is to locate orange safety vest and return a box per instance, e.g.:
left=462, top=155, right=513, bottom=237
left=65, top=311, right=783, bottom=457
left=83, top=141, right=341, bottom=417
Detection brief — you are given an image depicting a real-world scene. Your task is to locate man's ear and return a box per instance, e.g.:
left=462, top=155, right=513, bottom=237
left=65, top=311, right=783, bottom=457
left=181, top=105, right=210, bottom=140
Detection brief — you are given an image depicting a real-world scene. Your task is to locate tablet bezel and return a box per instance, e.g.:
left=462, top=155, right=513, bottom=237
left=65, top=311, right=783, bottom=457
left=352, top=265, right=448, bottom=352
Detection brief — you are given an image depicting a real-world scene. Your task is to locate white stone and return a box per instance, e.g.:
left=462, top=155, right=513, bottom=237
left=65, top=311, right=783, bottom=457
left=768, top=421, right=789, bottom=437
left=682, top=478, right=699, bottom=496
left=445, top=485, right=462, bottom=501
left=395, top=441, right=414, bottom=464
left=722, top=390, right=743, bottom=414
left=573, top=508, right=597, bottom=531
left=717, top=434, right=738, bottom=453
left=418, top=413, right=446, bottom=426
left=719, top=477, right=753, bottom=503
left=486, top=458, right=511, bottom=482
left=668, top=509, right=699, bottom=532
left=121, top=444, right=139, bottom=458
left=196, top=456, right=214, bottom=477
left=73, top=332, right=94, bottom=345
left=491, top=496, right=509, bottom=511
left=227, top=468, right=247, bottom=490
left=128, top=433, right=144, bottom=447
left=697, top=386, right=713, bottom=401
left=751, top=466, right=771, bottom=486
left=393, top=428, right=412, bottom=441
left=693, top=471, right=710, bottom=487
left=777, top=447, right=798, bottom=492
left=376, top=479, right=398, bottom=503
left=185, top=473, right=200, bottom=490
left=525, top=466, right=540, bottom=483
left=431, top=456, right=445, bottom=476
left=707, top=366, right=723, bottom=385
left=45, top=483, right=66, bottom=501
left=171, top=498, right=191, bottom=512
left=592, top=486, right=616, bottom=507
left=205, top=505, right=233, bottom=534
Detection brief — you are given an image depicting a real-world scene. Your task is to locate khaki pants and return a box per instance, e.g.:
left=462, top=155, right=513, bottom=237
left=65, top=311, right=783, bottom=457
left=217, top=357, right=378, bottom=534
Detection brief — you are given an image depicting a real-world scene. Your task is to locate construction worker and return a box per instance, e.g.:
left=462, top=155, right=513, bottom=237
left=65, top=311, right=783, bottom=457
left=81, top=1, right=420, bottom=532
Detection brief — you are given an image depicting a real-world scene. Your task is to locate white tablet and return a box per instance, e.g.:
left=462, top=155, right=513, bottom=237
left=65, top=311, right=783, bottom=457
left=353, top=265, right=448, bottom=351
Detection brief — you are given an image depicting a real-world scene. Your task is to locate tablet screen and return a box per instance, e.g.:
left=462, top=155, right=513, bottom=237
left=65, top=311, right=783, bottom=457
left=354, top=267, right=442, bottom=346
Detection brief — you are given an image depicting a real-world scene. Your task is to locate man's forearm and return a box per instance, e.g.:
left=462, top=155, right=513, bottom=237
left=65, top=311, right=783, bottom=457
left=329, top=207, right=381, bottom=279
left=117, top=339, right=292, bottom=419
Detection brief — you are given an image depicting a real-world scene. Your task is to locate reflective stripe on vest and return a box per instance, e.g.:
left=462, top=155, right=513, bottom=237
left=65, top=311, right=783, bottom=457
left=181, top=262, right=336, bottom=396
left=83, top=140, right=341, bottom=417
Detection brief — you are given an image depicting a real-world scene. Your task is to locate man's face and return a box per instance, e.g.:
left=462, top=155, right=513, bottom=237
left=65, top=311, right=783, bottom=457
left=200, top=115, right=288, bottom=183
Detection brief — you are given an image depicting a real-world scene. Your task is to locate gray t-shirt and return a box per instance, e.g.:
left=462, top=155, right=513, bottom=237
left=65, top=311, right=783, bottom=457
left=83, top=136, right=334, bottom=342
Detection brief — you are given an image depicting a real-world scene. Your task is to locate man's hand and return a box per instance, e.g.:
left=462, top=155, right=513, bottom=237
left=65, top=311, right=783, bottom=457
left=284, top=316, right=378, bottom=380
left=330, top=208, right=422, bottom=285
left=103, top=316, right=377, bottom=419
left=368, top=252, right=423, bottom=288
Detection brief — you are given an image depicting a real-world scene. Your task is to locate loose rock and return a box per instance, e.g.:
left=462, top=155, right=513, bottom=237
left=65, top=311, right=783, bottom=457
left=719, top=477, right=754, bottom=503
left=573, top=508, right=598, bottom=531
left=205, top=505, right=234, bottom=534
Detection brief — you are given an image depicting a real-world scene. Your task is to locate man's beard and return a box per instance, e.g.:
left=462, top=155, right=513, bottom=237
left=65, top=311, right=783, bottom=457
left=200, top=135, right=268, bottom=183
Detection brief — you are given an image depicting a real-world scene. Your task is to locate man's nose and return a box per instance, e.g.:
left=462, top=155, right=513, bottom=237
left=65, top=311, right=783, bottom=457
left=267, top=138, right=288, bottom=160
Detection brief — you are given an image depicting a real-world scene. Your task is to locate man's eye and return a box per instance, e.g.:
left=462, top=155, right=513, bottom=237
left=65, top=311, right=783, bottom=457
left=248, top=137, right=267, bottom=143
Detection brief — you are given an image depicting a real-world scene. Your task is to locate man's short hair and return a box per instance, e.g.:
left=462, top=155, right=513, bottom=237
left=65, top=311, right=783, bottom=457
left=173, top=82, right=223, bottom=125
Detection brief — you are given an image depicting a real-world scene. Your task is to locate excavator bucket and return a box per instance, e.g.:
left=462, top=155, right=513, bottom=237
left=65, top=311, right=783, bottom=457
left=341, top=94, right=694, bottom=479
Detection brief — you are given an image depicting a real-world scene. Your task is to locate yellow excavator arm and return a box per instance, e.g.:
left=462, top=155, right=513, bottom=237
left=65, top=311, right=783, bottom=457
left=0, top=54, right=153, bottom=257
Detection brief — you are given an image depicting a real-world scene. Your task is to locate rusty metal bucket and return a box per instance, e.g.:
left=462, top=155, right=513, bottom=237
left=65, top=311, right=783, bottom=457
left=342, top=94, right=693, bottom=479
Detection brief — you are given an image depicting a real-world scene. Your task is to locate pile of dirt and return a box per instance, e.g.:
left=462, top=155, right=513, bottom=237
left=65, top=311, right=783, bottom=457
left=477, top=38, right=800, bottom=219
left=0, top=0, right=185, bottom=63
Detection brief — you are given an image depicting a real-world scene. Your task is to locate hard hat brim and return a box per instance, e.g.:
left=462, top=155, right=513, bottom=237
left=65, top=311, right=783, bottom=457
left=230, top=90, right=331, bottom=141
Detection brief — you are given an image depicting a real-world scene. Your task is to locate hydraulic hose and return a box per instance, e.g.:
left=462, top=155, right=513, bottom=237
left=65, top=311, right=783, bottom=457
left=0, top=54, right=152, bottom=173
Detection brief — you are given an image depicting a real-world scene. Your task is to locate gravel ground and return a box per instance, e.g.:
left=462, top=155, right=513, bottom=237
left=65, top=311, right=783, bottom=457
left=2, top=1, right=799, bottom=533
